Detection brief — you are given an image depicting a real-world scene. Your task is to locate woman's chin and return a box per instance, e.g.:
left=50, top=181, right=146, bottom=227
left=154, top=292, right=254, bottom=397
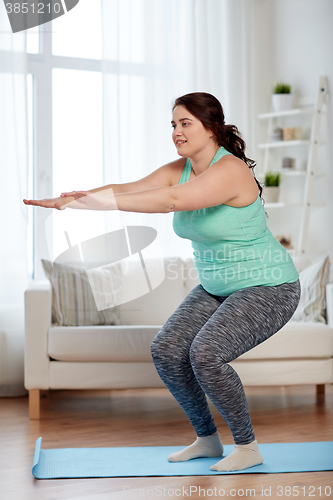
left=175, top=148, right=187, bottom=158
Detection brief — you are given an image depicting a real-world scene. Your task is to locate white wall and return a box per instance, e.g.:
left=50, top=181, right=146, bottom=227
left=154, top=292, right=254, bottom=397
left=252, top=0, right=333, bottom=277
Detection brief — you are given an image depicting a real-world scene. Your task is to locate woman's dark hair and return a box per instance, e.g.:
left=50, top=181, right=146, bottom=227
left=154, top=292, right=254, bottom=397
left=172, top=92, right=264, bottom=203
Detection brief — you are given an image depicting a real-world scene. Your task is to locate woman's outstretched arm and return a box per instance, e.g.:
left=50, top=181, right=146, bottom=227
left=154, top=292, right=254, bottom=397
left=23, top=156, right=249, bottom=213
left=23, top=159, right=184, bottom=211
left=23, top=186, right=175, bottom=212
left=23, top=183, right=125, bottom=211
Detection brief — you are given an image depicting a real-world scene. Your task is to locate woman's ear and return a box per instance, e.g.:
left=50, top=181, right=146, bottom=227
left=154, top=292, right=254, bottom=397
left=210, top=130, right=218, bottom=141
left=210, top=122, right=219, bottom=139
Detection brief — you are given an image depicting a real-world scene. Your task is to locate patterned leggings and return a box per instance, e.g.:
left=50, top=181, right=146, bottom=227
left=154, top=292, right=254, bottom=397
left=150, top=279, right=301, bottom=445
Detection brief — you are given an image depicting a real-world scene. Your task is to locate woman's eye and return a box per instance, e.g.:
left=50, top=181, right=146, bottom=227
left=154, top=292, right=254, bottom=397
left=182, top=122, right=189, bottom=127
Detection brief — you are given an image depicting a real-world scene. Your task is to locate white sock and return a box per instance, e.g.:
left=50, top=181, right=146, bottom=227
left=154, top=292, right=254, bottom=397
left=210, top=439, right=263, bottom=471
left=168, top=432, right=224, bottom=462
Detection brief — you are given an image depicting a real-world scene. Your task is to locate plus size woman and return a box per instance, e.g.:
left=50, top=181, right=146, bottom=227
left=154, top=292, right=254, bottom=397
left=24, top=92, right=301, bottom=472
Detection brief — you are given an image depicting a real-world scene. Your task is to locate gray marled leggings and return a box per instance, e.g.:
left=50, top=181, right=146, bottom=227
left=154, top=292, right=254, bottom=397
left=151, top=279, right=301, bottom=445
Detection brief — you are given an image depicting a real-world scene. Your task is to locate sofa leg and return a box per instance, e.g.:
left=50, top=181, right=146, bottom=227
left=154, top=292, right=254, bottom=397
left=29, top=389, right=40, bottom=419
left=316, top=384, right=325, bottom=395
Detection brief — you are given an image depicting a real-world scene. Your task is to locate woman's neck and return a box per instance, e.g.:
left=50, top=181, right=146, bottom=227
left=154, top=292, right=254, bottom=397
left=189, top=144, right=220, bottom=176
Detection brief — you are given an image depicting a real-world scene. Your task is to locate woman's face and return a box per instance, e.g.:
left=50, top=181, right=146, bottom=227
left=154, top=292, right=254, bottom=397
left=171, top=105, right=216, bottom=157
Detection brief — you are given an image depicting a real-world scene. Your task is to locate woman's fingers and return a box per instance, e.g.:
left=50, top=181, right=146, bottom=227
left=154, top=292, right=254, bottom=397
left=23, top=198, right=66, bottom=210
left=60, top=191, right=87, bottom=198
left=60, top=191, right=75, bottom=197
left=23, top=199, right=44, bottom=206
left=24, top=199, right=48, bottom=208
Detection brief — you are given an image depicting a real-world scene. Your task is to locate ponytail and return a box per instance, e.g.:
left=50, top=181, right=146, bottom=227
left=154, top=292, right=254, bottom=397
left=223, top=124, right=264, bottom=202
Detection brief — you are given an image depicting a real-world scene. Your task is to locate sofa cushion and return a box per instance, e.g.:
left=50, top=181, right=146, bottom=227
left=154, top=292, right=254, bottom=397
left=118, top=256, right=186, bottom=325
left=48, top=321, right=333, bottom=363
left=237, top=321, right=333, bottom=360
left=48, top=325, right=161, bottom=362
left=42, top=259, right=122, bottom=326
left=292, top=255, right=330, bottom=324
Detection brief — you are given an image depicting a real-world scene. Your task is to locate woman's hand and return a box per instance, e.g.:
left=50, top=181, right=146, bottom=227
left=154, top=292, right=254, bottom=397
left=23, top=192, right=117, bottom=211
left=23, top=196, right=72, bottom=210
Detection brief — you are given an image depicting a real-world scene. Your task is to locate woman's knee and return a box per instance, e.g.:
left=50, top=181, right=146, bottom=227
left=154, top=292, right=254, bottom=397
left=150, top=331, right=182, bottom=367
left=150, top=334, right=166, bottom=361
left=189, top=335, right=217, bottom=372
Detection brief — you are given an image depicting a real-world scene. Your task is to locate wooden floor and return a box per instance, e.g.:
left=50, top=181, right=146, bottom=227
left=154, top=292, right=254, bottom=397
left=1, top=385, right=332, bottom=500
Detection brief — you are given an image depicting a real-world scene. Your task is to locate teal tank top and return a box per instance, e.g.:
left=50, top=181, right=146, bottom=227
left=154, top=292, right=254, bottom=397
left=172, top=146, right=299, bottom=296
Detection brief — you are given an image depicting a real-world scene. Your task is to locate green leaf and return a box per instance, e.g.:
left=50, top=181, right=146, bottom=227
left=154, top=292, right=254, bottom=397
left=264, top=171, right=281, bottom=186
left=273, top=82, right=291, bottom=94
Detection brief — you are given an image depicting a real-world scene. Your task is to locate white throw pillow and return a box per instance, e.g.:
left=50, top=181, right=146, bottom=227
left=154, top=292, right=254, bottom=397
left=42, top=259, right=123, bottom=326
left=292, top=255, right=330, bottom=323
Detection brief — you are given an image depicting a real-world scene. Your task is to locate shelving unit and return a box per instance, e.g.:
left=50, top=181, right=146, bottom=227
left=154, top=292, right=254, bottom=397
left=258, top=76, right=329, bottom=254
left=258, top=107, right=316, bottom=119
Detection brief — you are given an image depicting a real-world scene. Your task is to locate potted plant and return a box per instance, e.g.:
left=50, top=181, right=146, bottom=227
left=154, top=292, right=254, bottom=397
left=272, top=82, right=293, bottom=112
left=264, top=171, right=281, bottom=203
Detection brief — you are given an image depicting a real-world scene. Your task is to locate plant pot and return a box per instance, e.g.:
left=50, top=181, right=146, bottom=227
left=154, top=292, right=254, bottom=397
left=264, top=186, right=280, bottom=203
left=271, top=94, right=293, bottom=112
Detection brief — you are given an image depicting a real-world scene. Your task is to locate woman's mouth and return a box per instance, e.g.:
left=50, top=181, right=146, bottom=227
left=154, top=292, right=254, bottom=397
left=175, top=140, right=187, bottom=147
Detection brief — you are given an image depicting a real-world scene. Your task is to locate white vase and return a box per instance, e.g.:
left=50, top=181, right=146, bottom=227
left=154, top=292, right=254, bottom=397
left=264, top=186, right=280, bottom=203
left=271, top=94, right=293, bottom=112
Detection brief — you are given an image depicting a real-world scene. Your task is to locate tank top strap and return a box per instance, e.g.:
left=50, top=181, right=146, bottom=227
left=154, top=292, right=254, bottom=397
left=178, top=146, right=232, bottom=185
left=209, top=146, right=232, bottom=165
left=178, top=158, right=192, bottom=184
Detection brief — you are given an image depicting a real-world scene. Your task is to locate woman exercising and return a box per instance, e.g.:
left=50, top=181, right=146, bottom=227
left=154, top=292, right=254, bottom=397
left=23, top=92, right=301, bottom=472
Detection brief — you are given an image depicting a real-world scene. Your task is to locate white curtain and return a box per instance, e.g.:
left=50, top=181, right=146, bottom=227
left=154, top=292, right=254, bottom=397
left=0, top=0, right=260, bottom=395
left=101, top=0, right=258, bottom=259
left=0, top=12, right=29, bottom=395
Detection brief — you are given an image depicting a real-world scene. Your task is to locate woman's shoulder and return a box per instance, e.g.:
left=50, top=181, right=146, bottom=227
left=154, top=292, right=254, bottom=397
left=212, top=155, right=260, bottom=207
left=214, top=154, right=255, bottom=178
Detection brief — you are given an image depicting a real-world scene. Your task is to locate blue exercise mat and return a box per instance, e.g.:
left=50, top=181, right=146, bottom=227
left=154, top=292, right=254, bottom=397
left=32, top=437, right=333, bottom=478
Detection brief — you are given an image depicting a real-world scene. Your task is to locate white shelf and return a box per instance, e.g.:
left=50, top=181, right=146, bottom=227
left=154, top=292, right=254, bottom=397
left=282, top=171, right=326, bottom=177
left=280, top=170, right=306, bottom=176
left=259, top=171, right=326, bottom=178
left=264, top=202, right=303, bottom=208
left=259, top=140, right=311, bottom=149
left=264, top=202, right=326, bottom=208
left=258, top=107, right=314, bottom=119
left=264, top=202, right=285, bottom=208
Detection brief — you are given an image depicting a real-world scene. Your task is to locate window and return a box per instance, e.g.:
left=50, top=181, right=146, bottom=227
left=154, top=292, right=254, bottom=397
left=27, top=28, right=39, bottom=54
left=27, top=0, right=103, bottom=279
left=52, top=68, right=103, bottom=261
left=52, top=0, right=102, bottom=59
left=27, top=0, right=195, bottom=277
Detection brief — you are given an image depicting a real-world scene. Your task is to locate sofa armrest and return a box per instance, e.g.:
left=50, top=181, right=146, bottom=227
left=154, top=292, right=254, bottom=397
left=326, top=283, right=333, bottom=329
left=24, top=281, right=52, bottom=390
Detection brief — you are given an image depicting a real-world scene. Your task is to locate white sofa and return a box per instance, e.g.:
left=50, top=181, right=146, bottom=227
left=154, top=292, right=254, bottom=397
left=24, top=256, right=333, bottom=419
